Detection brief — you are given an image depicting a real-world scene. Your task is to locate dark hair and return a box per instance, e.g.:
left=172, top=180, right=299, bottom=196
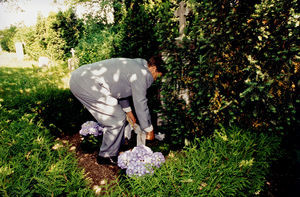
left=148, top=54, right=167, bottom=74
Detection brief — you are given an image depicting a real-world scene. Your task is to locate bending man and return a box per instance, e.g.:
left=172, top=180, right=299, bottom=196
left=69, top=55, right=164, bottom=165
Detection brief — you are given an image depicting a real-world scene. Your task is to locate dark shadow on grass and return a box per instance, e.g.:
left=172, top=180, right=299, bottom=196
left=34, top=88, right=95, bottom=137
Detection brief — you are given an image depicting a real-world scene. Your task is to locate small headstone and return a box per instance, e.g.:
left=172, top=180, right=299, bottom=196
left=68, top=58, right=79, bottom=71
left=38, top=56, right=50, bottom=68
left=15, top=42, right=24, bottom=60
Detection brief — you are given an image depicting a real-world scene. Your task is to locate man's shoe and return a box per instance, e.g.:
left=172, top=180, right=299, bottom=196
left=97, top=155, right=118, bottom=165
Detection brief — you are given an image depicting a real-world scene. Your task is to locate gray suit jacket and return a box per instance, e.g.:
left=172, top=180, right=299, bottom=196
left=71, top=58, right=154, bottom=131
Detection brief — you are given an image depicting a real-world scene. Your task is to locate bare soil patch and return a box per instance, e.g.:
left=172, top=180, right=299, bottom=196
left=61, top=133, right=120, bottom=188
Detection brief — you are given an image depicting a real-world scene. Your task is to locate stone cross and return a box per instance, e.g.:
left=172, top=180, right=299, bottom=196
left=174, top=1, right=190, bottom=41
left=70, top=48, right=75, bottom=57
left=68, top=48, right=79, bottom=71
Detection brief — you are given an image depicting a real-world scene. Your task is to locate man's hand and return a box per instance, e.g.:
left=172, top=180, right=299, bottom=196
left=146, top=130, right=155, bottom=141
left=126, top=111, right=136, bottom=125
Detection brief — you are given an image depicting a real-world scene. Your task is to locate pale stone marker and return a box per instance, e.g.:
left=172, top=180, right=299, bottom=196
left=174, top=1, right=190, bottom=42
left=15, top=42, right=24, bottom=60
left=38, top=56, right=50, bottom=68
left=70, top=48, right=75, bottom=57
left=174, top=2, right=191, bottom=105
left=68, top=48, right=79, bottom=71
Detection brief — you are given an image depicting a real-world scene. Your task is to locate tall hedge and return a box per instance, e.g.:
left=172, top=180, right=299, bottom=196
left=111, top=0, right=298, bottom=146
left=150, top=0, right=299, bottom=146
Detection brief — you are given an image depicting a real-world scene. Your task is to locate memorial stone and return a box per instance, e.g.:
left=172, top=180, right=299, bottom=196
left=15, top=42, right=24, bottom=60
left=174, top=1, right=190, bottom=42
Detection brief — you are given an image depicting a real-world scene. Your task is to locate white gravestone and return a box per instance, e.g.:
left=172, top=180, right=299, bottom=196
left=15, top=42, right=24, bottom=60
left=38, top=56, right=50, bottom=68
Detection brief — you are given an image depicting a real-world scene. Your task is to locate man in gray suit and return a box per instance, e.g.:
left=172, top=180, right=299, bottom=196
left=69, top=55, right=165, bottom=165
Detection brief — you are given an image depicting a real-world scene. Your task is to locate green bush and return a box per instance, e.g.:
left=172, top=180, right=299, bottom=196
left=0, top=26, right=17, bottom=52
left=100, top=0, right=298, bottom=147
left=75, top=22, right=116, bottom=65
left=46, top=9, right=83, bottom=61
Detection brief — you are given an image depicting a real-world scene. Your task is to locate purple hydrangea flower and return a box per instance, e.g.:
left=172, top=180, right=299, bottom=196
left=118, top=145, right=165, bottom=177
left=79, top=121, right=103, bottom=136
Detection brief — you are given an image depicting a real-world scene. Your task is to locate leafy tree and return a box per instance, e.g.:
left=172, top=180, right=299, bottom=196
left=14, top=9, right=83, bottom=61
left=45, top=9, right=83, bottom=60
left=75, top=20, right=116, bottom=65
left=113, top=0, right=161, bottom=59
left=0, top=25, right=17, bottom=52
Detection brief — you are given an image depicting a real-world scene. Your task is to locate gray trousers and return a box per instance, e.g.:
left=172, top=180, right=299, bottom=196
left=69, top=75, right=126, bottom=157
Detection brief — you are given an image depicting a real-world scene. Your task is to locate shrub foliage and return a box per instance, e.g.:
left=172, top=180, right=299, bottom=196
left=106, top=0, right=298, bottom=146
left=138, top=0, right=299, bottom=145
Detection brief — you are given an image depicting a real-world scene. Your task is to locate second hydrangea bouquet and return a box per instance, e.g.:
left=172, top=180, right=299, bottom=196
left=79, top=121, right=104, bottom=151
left=118, top=145, right=165, bottom=177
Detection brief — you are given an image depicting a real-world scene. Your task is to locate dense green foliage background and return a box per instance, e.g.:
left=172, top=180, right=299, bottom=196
left=70, top=0, right=297, bottom=147
left=0, top=26, right=17, bottom=52
left=145, top=0, right=299, bottom=146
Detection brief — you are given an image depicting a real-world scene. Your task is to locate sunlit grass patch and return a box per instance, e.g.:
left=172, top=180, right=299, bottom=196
left=0, top=52, right=37, bottom=68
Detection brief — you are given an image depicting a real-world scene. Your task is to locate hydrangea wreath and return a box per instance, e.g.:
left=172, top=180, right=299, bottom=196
left=118, top=145, right=165, bottom=177
left=79, top=121, right=103, bottom=136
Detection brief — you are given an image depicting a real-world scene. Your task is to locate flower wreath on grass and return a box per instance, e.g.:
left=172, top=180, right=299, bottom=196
left=79, top=121, right=103, bottom=136
left=118, top=145, right=165, bottom=177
